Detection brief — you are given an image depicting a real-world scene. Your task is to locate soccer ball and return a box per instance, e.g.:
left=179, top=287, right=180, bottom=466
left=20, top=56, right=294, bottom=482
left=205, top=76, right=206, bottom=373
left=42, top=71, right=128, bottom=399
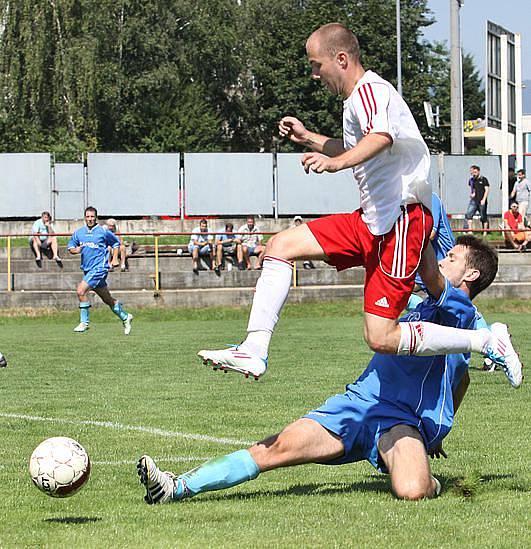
left=29, top=437, right=91, bottom=498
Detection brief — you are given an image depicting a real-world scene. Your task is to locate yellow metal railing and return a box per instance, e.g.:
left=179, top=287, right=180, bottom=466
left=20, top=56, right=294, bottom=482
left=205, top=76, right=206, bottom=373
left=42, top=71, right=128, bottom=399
left=2, top=231, right=282, bottom=293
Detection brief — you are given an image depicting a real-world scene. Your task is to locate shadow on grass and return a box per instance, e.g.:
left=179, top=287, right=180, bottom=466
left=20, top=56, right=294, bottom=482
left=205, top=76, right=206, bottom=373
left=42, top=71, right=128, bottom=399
left=44, top=517, right=102, bottom=525
left=198, top=478, right=390, bottom=503
left=191, top=472, right=522, bottom=503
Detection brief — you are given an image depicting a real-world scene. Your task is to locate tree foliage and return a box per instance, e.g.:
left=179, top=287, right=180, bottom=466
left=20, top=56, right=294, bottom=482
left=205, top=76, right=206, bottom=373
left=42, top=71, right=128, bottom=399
left=0, top=0, right=484, bottom=155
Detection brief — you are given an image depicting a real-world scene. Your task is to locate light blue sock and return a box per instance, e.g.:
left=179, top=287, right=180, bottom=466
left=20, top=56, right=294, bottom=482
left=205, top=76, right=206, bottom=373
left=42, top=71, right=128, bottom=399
left=79, top=302, right=90, bottom=324
left=111, top=301, right=128, bottom=321
left=406, top=293, right=424, bottom=311
left=174, top=449, right=260, bottom=501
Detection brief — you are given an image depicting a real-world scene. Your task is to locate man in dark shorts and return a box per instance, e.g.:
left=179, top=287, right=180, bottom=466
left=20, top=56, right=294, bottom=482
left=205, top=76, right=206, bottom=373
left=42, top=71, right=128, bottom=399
left=464, top=165, right=490, bottom=233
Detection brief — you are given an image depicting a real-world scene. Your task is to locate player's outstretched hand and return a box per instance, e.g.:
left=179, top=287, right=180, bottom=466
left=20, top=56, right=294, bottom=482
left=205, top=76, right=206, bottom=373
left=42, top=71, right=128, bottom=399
left=301, top=152, right=339, bottom=174
left=428, top=444, right=448, bottom=459
left=279, top=116, right=307, bottom=145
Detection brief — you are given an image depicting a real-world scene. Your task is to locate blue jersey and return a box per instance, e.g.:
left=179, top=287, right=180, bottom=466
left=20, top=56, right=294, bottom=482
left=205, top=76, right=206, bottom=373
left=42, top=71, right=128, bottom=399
left=68, top=224, right=119, bottom=273
left=306, top=279, right=477, bottom=470
left=353, top=280, right=476, bottom=449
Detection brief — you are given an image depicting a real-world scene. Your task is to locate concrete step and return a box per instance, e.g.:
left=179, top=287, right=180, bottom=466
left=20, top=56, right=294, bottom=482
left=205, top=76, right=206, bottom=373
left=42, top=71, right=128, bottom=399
left=0, top=268, right=368, bottom=291
left=0, top=281, right=529, bottom=310
left=2, top=254, right=301, bottom=273
left=0, top=263, right=529, bottom=291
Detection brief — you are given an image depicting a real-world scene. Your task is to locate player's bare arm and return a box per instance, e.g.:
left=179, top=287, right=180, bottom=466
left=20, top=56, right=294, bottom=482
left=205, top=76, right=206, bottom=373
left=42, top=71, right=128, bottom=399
left=68, top=246, right=82, bottom=255
left=278, top=116, right=344, bottom=156
left=301, top=132, right=392, bottom=174
left=417, top=243, right=445, bottom=299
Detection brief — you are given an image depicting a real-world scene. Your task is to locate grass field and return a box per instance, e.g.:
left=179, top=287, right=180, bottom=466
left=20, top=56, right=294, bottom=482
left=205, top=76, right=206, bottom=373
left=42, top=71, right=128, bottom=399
left=0, top=301, right=529, bottom=548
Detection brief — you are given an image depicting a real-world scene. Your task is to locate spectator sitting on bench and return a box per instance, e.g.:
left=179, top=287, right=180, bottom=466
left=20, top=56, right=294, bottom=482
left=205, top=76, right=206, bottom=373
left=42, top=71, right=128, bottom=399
left=104, top=218, right=128, bottom=272
left=30, top=211, right=62, bottom=268
left=237, top=216, right=265, bottom=270
left=214, top=222, right=240, bottom=276
left=503, top=201, right=530, bottom=252
left=189, top=219, right=214, bottom=275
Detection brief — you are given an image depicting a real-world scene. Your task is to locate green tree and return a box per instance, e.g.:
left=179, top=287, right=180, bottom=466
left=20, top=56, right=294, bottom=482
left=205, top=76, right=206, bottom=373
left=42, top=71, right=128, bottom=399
left=0, top=0, right=484, bottom=156
left=462, top=52, right=484, bottom=121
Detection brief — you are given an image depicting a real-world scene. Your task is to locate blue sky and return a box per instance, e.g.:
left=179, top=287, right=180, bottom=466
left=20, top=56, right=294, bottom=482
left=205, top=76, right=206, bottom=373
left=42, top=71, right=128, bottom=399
left=422, top=0, right=531, bottom=81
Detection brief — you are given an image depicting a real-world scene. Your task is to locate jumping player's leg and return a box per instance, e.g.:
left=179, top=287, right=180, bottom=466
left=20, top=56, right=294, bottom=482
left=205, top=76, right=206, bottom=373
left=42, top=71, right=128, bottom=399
left=244, top=224, right=327, bottom=353
left=378, top=425, right=440, bottom=500
left=137, top=418, right=343, bottom=504
left=198, top=224, right=327, bottom=377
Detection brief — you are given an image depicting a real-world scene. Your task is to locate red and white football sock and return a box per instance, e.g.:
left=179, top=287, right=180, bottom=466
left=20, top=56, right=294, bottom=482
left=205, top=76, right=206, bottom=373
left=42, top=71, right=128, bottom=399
left=241, top=255, right=293, bottom=358
left=398, top=322, right=491, bottom=356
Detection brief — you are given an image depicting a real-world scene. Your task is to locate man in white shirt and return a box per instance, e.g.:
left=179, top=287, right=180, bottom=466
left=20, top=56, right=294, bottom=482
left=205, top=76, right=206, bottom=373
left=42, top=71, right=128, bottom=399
left=198, top=23, right=520, bottom=384
left=188, top=219, right=214, bottom=275
left=237, top=216, right=265, bottom=270
left=510, top=169, right=531, bottom=221
left=29, top=211, right=62, bottom=268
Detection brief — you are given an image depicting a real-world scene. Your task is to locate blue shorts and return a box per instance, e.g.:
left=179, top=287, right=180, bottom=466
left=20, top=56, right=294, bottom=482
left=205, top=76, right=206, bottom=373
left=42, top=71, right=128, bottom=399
left=188, top=243, right=211, bottom=256
left=243, top=244, right=261, bottom=255
left=83, top=269, right=108, bottom=289
left=304, top=385, right=427, bottom=473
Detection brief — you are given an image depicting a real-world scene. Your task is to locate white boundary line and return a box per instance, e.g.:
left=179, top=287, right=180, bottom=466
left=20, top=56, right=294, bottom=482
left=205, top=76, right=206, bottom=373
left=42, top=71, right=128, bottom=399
left=93, top=457, right=209, bottom=466
left=0, top=413, right=253, bottom=447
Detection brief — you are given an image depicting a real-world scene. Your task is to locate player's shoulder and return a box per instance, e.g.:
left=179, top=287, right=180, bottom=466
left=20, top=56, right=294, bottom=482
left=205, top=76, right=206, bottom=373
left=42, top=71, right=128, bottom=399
left=361, top=70, right=389, bottom=86
left=434, top=281, right=476, bottom=326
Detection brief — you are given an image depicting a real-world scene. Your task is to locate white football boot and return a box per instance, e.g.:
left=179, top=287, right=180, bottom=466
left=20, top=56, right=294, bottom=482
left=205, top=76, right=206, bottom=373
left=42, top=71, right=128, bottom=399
left=198, top=346, right=268, bottom=380
left=485, top=323, right=523, bottom=388
left=73, top=322, right=89, bottom=333
left=137, top=455, right=176, bottom=504
left=123, top=313, right=133, bottom=335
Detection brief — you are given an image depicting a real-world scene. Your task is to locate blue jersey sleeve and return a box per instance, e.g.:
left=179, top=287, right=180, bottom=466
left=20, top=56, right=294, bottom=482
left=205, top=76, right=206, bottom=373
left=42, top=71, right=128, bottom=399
left=432, top=279, right=477, bottom=330
left=105, top=229, right=120, bottom=248
left=67, top=231, right=80, bottom=250
left=430, top=193, right=442, bottom=234
left=430, top=194, right=455, bottom=261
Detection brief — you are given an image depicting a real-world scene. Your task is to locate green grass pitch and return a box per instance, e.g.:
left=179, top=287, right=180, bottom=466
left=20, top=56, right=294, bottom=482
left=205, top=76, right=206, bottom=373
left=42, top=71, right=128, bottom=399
left=0, top=301, right=529, bottom=547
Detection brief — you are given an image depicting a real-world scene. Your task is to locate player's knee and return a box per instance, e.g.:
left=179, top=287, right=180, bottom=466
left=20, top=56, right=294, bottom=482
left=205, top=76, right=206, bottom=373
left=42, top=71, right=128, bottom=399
left=393, top=478, right=431, bottom=501
left=76, top=286, right=86, bottom=299
left=266, top=232, right=290, bottom=259
left=364, top=332, right=393, bottom=354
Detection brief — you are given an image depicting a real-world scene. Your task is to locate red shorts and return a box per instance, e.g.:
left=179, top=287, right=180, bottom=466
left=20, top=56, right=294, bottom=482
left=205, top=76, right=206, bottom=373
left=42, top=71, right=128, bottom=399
left=307, top=204, right=433, bottom=319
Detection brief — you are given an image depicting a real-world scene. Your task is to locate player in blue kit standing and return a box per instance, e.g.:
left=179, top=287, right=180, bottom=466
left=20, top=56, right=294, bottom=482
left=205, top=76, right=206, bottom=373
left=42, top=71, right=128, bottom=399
left=137, top=235, right=521, bottom=504
left=68, top=206, right=133, bottom=334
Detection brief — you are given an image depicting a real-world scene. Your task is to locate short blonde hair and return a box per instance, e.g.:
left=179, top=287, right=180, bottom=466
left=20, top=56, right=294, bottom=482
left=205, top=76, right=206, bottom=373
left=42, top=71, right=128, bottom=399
left=311, top=23, right=360, bottom=60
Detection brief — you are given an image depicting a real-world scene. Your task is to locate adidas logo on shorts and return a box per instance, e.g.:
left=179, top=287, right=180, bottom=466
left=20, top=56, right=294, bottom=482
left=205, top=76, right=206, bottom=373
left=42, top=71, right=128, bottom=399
left=374, top=296, right=390, bottom=308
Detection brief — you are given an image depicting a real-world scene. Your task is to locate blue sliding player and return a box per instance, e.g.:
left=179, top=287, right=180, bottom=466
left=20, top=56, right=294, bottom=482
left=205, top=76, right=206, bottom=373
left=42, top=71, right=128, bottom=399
left=68, top=206, right=133, bottom=334
left=137, top=236, right=522, bottom=505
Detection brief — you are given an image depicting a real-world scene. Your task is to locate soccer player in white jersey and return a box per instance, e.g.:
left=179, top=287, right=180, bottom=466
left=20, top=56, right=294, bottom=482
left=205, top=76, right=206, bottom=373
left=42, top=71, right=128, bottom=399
left=198, top=23, right=522, bottom=388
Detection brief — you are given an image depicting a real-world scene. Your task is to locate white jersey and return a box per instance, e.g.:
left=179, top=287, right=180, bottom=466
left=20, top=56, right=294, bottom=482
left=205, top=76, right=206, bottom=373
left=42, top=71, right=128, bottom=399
left=189, top=226, right=213, bottom=245
left=343, top=70, right=431, bottom=235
